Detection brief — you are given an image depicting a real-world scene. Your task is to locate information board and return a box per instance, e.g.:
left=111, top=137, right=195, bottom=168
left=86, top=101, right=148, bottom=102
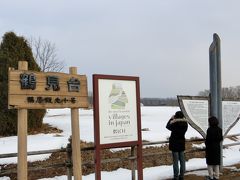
left=93, top=74, right=143, bottom=180
left=182, top=98, right=209, bottom=137
left=222, top=101, right=240, bottom=136
left=178, top=96, right=240, bottom=137
left=98, top=79, right=138, bottom=144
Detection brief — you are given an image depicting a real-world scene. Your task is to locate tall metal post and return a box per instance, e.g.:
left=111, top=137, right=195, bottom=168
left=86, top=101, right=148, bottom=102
left=209, top=33, right=223, bottom=168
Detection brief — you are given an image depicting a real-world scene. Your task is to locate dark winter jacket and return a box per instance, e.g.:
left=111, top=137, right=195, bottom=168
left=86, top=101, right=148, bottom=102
left=166, top=118, right=188, bottom=152
left=205, top=126, right=223, bottom=165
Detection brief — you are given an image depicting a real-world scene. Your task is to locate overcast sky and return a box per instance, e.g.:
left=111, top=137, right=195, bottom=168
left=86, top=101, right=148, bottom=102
left=1, top=1, right=240, bottom=98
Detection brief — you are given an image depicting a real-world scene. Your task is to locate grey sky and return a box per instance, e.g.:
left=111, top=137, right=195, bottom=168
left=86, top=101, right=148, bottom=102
left=1, top=1, right=240, bottom=98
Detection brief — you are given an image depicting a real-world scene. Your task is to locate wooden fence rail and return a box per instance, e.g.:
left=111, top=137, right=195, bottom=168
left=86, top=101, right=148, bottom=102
left=0, top=133, right=240, bottom=179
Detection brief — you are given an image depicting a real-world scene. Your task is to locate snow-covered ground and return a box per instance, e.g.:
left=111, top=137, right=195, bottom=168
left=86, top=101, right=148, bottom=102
left=1, top=106, right=240, bottom=180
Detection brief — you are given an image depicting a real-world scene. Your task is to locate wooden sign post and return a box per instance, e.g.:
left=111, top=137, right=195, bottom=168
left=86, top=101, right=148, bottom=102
left=8, top=61, right=88, bottom=180
left=70, top=67, right=82, bottom=180
left=17, top=61, right=28, bottom=180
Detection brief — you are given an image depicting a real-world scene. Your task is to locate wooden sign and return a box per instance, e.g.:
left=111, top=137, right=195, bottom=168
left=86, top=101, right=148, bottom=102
left=8, top=70, right=88, bottom=109
left=9, top=61, right=85, bottom=180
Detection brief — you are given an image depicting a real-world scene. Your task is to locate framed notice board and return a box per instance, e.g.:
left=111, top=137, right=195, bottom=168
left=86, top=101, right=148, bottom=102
left=93, top=74, right=143, bottom=180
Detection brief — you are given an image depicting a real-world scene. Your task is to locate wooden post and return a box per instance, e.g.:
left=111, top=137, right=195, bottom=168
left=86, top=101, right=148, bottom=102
left=70, top=67, right=82, bottom=180
left=131, top=146, right=136, bottom=180
left=66, top=140, right=73, bottom=180
left=18, top=61, right=28, bottom=180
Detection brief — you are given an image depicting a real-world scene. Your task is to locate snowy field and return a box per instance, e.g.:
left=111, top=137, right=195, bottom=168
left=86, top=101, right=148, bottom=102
left=1, top=106, right=240, bottom=180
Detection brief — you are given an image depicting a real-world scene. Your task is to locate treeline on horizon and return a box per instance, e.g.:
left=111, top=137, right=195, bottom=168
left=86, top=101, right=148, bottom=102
left=140, top=97, right=178, bottom=106
left=141, top=86, right=240, bottom=106
left=88, top=86, right=240, bottom=107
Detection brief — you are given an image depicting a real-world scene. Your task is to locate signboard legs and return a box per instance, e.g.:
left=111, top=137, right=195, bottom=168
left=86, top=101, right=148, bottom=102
left=70, top=67, right=82, bottom=180
left=17, top=61, right=28, bottom=180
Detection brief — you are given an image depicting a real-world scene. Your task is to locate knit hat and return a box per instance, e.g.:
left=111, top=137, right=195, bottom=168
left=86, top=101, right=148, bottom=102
left=175, top=111, right=184, bottom=118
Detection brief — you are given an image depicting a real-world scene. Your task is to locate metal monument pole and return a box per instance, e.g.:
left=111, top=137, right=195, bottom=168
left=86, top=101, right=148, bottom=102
left=209, top=33, right=223, bottom=168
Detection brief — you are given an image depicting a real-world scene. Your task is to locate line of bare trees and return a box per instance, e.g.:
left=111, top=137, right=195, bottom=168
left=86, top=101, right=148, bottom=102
left=140, top=97, right=178, bottom=106
left=88, top=86, right=240, bottom=107
left=198, top=86, right=240, bottom=99
left=132, top=86, right=240, bottom=107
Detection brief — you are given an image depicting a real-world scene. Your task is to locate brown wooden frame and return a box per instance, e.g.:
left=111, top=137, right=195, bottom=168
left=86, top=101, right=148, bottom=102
left=93, top=74, right=143, bottom=180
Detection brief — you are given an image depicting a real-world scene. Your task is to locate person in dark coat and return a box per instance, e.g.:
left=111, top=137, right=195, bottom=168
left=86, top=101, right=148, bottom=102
left=205, top=116, right=223, bottom=180
left=166, top=111, right=188, bottom=180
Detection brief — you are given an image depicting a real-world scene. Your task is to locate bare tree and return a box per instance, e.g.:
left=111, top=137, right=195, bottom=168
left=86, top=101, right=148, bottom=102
left=198, top=89, right=210, bottom=97
left=29, top=37, right=65, bottom=72
left=198, top=86, right=240, bottom=99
